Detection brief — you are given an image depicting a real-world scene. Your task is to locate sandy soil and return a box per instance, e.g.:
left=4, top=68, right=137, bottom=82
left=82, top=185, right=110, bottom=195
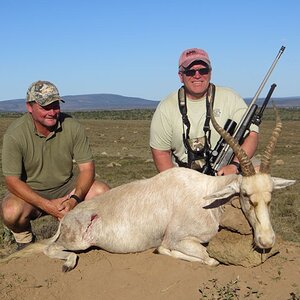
left=0, top=238, right=299, bottom=300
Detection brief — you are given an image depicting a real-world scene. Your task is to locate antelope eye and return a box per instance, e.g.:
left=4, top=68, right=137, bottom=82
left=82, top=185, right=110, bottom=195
left=241, top=190, right=248, bottom=197
left=249, top=199, right=258, bottom=207
left=266, top=200, right=271, bottom=207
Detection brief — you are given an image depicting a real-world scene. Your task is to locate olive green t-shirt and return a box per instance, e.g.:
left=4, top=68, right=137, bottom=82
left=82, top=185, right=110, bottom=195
left=2, top=113, right=93, bottom=190
left=150, top=85, right=259, bottom=164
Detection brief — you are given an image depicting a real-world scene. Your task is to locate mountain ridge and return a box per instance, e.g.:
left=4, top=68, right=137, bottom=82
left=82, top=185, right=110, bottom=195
left=0, top=93, right=299, bottom=112
left=0, top=94, right=158, bottom=112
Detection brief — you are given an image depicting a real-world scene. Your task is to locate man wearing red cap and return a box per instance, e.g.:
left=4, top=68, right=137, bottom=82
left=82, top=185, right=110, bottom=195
left=150, top=48, right=258, bottom=175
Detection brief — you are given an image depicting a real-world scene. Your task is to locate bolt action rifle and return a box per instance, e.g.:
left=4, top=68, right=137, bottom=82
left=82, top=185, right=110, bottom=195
left=202, top=46, right=286, bottom=175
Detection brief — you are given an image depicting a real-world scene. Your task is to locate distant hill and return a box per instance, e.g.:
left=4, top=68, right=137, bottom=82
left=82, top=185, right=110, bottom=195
left=244, top=96, right=300, bottom=108
left=0, top=93, right=299, bottom=113
left=0, top=94, right=159, bottom=112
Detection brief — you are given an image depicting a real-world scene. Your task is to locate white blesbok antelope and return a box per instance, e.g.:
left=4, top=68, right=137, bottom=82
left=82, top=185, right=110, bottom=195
left=0, top=107, right=295, bottom=272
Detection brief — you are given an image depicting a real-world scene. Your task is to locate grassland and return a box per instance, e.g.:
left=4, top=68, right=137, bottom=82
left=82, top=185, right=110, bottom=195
left=0, top=108, right=299, bottom=246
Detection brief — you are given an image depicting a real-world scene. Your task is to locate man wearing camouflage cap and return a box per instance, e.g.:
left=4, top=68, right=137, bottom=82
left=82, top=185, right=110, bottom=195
left=1, top=80, right=110, bottom=250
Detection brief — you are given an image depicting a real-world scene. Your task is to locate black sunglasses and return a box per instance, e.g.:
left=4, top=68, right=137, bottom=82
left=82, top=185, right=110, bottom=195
left=183, top=68, right=210, bottom=77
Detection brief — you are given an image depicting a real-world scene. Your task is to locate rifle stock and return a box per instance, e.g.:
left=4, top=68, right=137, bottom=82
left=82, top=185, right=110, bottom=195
left=203, top=46, right=285, bottom=175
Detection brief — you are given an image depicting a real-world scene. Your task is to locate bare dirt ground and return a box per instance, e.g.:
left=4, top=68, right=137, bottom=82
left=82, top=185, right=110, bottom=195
left=0, top=237, right=299, bottom=300
left=0, top=117, right=299, bottom=300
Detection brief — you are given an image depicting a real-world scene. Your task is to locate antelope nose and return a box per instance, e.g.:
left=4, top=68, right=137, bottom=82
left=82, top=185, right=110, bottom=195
left=258, top=235, right=275, bottom=249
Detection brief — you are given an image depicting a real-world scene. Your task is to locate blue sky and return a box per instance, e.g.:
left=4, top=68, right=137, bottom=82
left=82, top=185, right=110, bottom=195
left=1, top=0, right=299, bottom=102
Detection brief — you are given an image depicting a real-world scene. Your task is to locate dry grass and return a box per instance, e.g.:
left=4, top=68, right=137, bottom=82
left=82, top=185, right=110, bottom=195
left=256, top=120, right=300, bottom=243
left=0, top=110, right=299, bottom=247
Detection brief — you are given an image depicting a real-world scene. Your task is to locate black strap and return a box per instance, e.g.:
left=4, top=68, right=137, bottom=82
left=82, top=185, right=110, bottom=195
left=70, top=194, right=83, bottom=204
left=203, top=83, right=215, bottom=150
left=178, top=86, right=190, bottom=140
left=173, top=152, right=189, bottom=168
left=176, top=84, right=216, bottom=167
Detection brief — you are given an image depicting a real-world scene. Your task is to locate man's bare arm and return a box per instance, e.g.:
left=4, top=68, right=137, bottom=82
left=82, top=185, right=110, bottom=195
left=151, top=148, right=174, bottom=173
left=4, top=176, right=68, bottom=219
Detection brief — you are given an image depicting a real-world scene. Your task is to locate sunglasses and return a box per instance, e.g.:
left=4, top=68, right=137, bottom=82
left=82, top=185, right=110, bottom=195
left=183, top=68, right=210, bottom=77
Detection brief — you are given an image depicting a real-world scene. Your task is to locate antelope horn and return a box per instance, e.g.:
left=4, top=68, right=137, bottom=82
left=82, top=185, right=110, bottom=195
left=209, top=101, right=256, bottom=176
left=259, top=104, right=282, bottom=174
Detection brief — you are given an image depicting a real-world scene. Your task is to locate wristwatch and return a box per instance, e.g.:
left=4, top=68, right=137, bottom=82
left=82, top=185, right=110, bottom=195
left=70, top=194, right=83, bottom=204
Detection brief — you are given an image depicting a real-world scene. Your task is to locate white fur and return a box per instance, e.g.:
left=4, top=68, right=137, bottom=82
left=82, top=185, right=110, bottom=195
left=1, top=167, right=295, bottom=272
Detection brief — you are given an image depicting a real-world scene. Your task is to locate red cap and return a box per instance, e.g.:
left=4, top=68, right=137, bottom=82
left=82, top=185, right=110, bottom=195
left=179, top=48, right=211, bottom=70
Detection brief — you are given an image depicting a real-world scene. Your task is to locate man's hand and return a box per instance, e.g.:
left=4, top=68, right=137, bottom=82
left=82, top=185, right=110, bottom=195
left=217, top=131, right=258, bottom=176
left=217, top=164, right=239, bottom=176
left=42, top=196, right=76, bottom=220
left=58, top=197, right=78, bottom=218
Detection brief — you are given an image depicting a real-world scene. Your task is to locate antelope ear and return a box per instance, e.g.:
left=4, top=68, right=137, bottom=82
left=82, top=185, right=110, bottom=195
left=204, top=181, right=240, bottom=202
left=272, top=177, right=296, bottom=189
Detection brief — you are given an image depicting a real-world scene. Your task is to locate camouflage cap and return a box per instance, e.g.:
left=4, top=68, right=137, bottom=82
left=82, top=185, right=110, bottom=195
left=26, top=80, right=64, bottom=106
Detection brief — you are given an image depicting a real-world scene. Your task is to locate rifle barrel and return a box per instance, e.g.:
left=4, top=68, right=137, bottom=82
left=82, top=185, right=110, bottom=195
left=211, top=46, right=285, bottom=173
left=257, top=83, right=277, bottom=116
left=249, top=46, right=285, bottom=108
left=233, top=46, right=285, bottom=138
